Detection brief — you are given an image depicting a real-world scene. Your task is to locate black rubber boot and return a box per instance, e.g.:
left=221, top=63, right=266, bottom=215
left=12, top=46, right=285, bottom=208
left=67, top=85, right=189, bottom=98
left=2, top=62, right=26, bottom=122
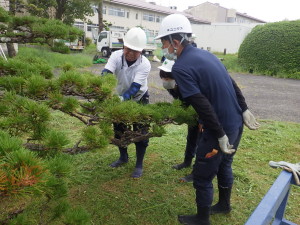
left=179, top=173, right=194, bottom=183
left=110, top=159, right=128, bottom=168
left=210, top=185, right=232, bottom=215
left=178, top=206, right=210, bottom=225
left=131, top=143, right=147, bottom=178
left=172, top=157, right=192, bottom=170
left=110, top=147, right=128, bottom=168
left=131, top=168, right=143, bottom=178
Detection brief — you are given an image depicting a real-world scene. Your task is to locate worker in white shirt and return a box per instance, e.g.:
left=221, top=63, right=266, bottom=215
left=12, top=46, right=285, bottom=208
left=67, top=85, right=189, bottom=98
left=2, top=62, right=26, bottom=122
left=101, top=27, right=151, bottom=178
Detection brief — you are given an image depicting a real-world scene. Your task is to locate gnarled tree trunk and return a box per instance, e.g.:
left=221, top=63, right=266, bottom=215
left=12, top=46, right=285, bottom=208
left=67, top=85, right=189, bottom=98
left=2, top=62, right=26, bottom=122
left=6, top=43, right=17, bottom=58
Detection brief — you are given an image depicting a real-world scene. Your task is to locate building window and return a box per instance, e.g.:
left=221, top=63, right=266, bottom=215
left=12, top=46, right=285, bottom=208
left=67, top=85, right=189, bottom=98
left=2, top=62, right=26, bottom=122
left=156, top=15, right=161, bottom=23
left=87, top=24, right=98, bottom=32
left=108, top=7, right=125, bottom=17
left=127, top=11, right=130, bottom=18
left=143, top=13, right=155, bottom=22
left=103, top=6, right=106, bottom=14
left=110, top=25, right=125, bottom=30
left=73, top=21, right=84, bottom=31
left=136, top=13, right=138, bottom=20
left=144, top=29, right=154, bottom=37
left=91, top=5, right=97, bottom=14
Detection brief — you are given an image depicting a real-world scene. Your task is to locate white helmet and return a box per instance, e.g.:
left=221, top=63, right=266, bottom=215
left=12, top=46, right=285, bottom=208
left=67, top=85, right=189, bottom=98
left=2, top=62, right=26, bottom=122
left=158, top=59, right=175, bottom=72
left=123, top=27, right=147, bottom=52
left=155, top=14, right=192, bottom=40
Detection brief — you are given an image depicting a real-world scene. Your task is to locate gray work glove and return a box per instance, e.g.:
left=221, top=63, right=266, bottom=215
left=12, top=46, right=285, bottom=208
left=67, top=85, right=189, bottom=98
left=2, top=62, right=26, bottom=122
left=243, top=109, right=260, bottom=130
left=269, top=161, right=300, bottom=185
left=218, top=135, right=236, bottom=154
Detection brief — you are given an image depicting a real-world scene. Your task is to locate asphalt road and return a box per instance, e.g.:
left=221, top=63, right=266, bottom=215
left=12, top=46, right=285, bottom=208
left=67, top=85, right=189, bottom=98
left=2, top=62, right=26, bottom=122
left=88, top=61, right=300, bottom=123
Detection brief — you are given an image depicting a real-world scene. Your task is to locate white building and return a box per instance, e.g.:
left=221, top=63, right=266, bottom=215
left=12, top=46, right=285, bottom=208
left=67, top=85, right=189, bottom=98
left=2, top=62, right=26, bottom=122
left=76, top=0, right=266, bottom=54
left=0, top=0, right=266, bottom=54
left=184, top=2, right=266, bottom=24
left=75, top=0, right=210, bottom=40
left=192, top=23, right=262, bottom=54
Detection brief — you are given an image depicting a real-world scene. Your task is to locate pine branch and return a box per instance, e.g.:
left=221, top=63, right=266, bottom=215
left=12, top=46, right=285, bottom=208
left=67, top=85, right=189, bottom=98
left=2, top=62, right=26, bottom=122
left=69, top=111, right=89, bottom=125
left=76, top=111, right=99, bottom=125
left=63, top=139, right=90, bottom=154
left=23, top=141, right=92, bottom=155
left=23, top=143, right=48, bottom=151
left=80, top=103, right=96, bottom=113
left=110, top=131, right=156, bottom=148
left=157, top=118, right=176, bottom=125
left=61, top=85, right=101, bottom=99
left=50, top=104, right=90, bottom=125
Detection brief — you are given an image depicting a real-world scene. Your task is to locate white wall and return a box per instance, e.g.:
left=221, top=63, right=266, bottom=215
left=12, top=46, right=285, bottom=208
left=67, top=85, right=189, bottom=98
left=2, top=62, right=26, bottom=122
left=192, top=23, right=263, bottom=54
left=82, top=4, right=166, bottom=40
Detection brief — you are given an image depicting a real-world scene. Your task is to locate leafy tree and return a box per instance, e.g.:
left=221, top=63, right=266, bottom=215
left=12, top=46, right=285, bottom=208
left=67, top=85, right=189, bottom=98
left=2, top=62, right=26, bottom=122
left=238, top=20, right=300, bottom=77
left=26, top=0, right=94, bottom=25
left=0, top=8, right=83, bottom=54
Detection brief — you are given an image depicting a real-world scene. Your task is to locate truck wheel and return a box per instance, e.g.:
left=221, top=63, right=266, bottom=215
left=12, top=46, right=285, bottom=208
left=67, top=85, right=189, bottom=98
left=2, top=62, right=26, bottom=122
left=101, top=48, right=110, bottom=58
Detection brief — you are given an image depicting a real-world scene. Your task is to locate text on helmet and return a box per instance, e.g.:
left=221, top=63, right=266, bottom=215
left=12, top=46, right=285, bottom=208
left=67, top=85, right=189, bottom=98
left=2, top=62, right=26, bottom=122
left=167, top=27, right=183, bottom=32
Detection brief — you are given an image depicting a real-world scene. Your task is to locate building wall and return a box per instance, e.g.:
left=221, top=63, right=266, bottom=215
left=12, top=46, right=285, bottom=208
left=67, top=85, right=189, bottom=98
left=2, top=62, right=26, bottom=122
left=186, top=3, right=220, bottom=23
left=0, top=0, right=262, bottom=55
left=81, top=2, right=263, bottom=54
left=185, top=2, right=265, bottom=24
left=191, top=23, right=262, bottom=54
left=80, top=2, right=168, bottom=40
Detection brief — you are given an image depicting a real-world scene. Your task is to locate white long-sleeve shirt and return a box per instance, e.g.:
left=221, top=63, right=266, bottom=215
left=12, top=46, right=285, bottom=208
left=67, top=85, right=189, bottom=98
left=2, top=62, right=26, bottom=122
left=104, top=50, right=151, bottom=101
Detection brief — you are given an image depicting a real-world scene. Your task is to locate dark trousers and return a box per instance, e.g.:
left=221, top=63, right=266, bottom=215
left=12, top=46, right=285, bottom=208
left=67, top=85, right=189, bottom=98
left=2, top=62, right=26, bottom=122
left=185, top=124, right=200, bottom=161
left=192, top=125, right=243, bottom=207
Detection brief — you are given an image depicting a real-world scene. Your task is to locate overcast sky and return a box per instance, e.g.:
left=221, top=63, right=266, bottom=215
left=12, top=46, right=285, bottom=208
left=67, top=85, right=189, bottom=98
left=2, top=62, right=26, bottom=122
left=151, top=0, right=300, bottom=22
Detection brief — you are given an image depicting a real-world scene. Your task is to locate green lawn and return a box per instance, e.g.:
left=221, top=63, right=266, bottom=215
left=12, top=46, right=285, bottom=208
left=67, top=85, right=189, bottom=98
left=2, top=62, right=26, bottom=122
left=18, top=45, right=93, bottom=68
left=3, top=119, right=299, bottom=225
left=1, top=47, right=299, bottom=224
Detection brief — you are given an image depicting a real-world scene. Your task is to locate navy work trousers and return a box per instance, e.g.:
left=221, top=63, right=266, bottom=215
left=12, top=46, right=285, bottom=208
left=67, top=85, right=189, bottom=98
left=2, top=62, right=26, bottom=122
left=192, top=125, right=243, bottom=207
left=185, top=124, right=200, bottom=160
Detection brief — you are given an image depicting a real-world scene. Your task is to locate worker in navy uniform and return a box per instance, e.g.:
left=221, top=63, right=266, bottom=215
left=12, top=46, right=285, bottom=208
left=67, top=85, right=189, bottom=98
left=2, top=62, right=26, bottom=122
left=158, top=58, right=258, bottom=184
left=102, top=27, right=151, bottom=178
left=155, top=14, right=259, bottom=225
left=158, top=59, right=200, bottom=183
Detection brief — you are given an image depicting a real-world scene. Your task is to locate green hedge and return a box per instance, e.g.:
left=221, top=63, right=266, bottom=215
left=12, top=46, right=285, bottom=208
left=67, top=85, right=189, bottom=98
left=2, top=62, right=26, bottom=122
left=238, top=20, right=300, bottom=78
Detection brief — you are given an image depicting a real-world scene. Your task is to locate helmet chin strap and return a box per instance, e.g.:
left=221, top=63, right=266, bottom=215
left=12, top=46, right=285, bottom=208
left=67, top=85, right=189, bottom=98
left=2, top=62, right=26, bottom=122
left=168, top=35, right=184, bottom=56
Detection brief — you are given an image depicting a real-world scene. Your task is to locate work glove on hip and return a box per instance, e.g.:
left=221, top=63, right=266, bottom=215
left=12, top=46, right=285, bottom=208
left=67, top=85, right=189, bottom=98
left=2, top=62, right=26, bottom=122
left=218, top=135, right=235, bottom=154
left=242, top=109, right=260, bottom=130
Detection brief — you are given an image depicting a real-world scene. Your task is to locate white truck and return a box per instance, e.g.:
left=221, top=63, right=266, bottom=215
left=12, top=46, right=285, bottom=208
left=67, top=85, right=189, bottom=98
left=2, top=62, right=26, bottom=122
left=64, top=39, right=84, bottom=51
left=96, top=29, right=157, bottom=57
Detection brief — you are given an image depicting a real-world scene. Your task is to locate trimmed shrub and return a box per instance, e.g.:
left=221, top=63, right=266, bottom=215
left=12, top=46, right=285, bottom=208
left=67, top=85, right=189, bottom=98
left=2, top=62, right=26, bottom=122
left=85, top=37, right=92, bottom=46
left=238, top=20, right=300, bottom=77
left=51, top=41, right=70, bottom=54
